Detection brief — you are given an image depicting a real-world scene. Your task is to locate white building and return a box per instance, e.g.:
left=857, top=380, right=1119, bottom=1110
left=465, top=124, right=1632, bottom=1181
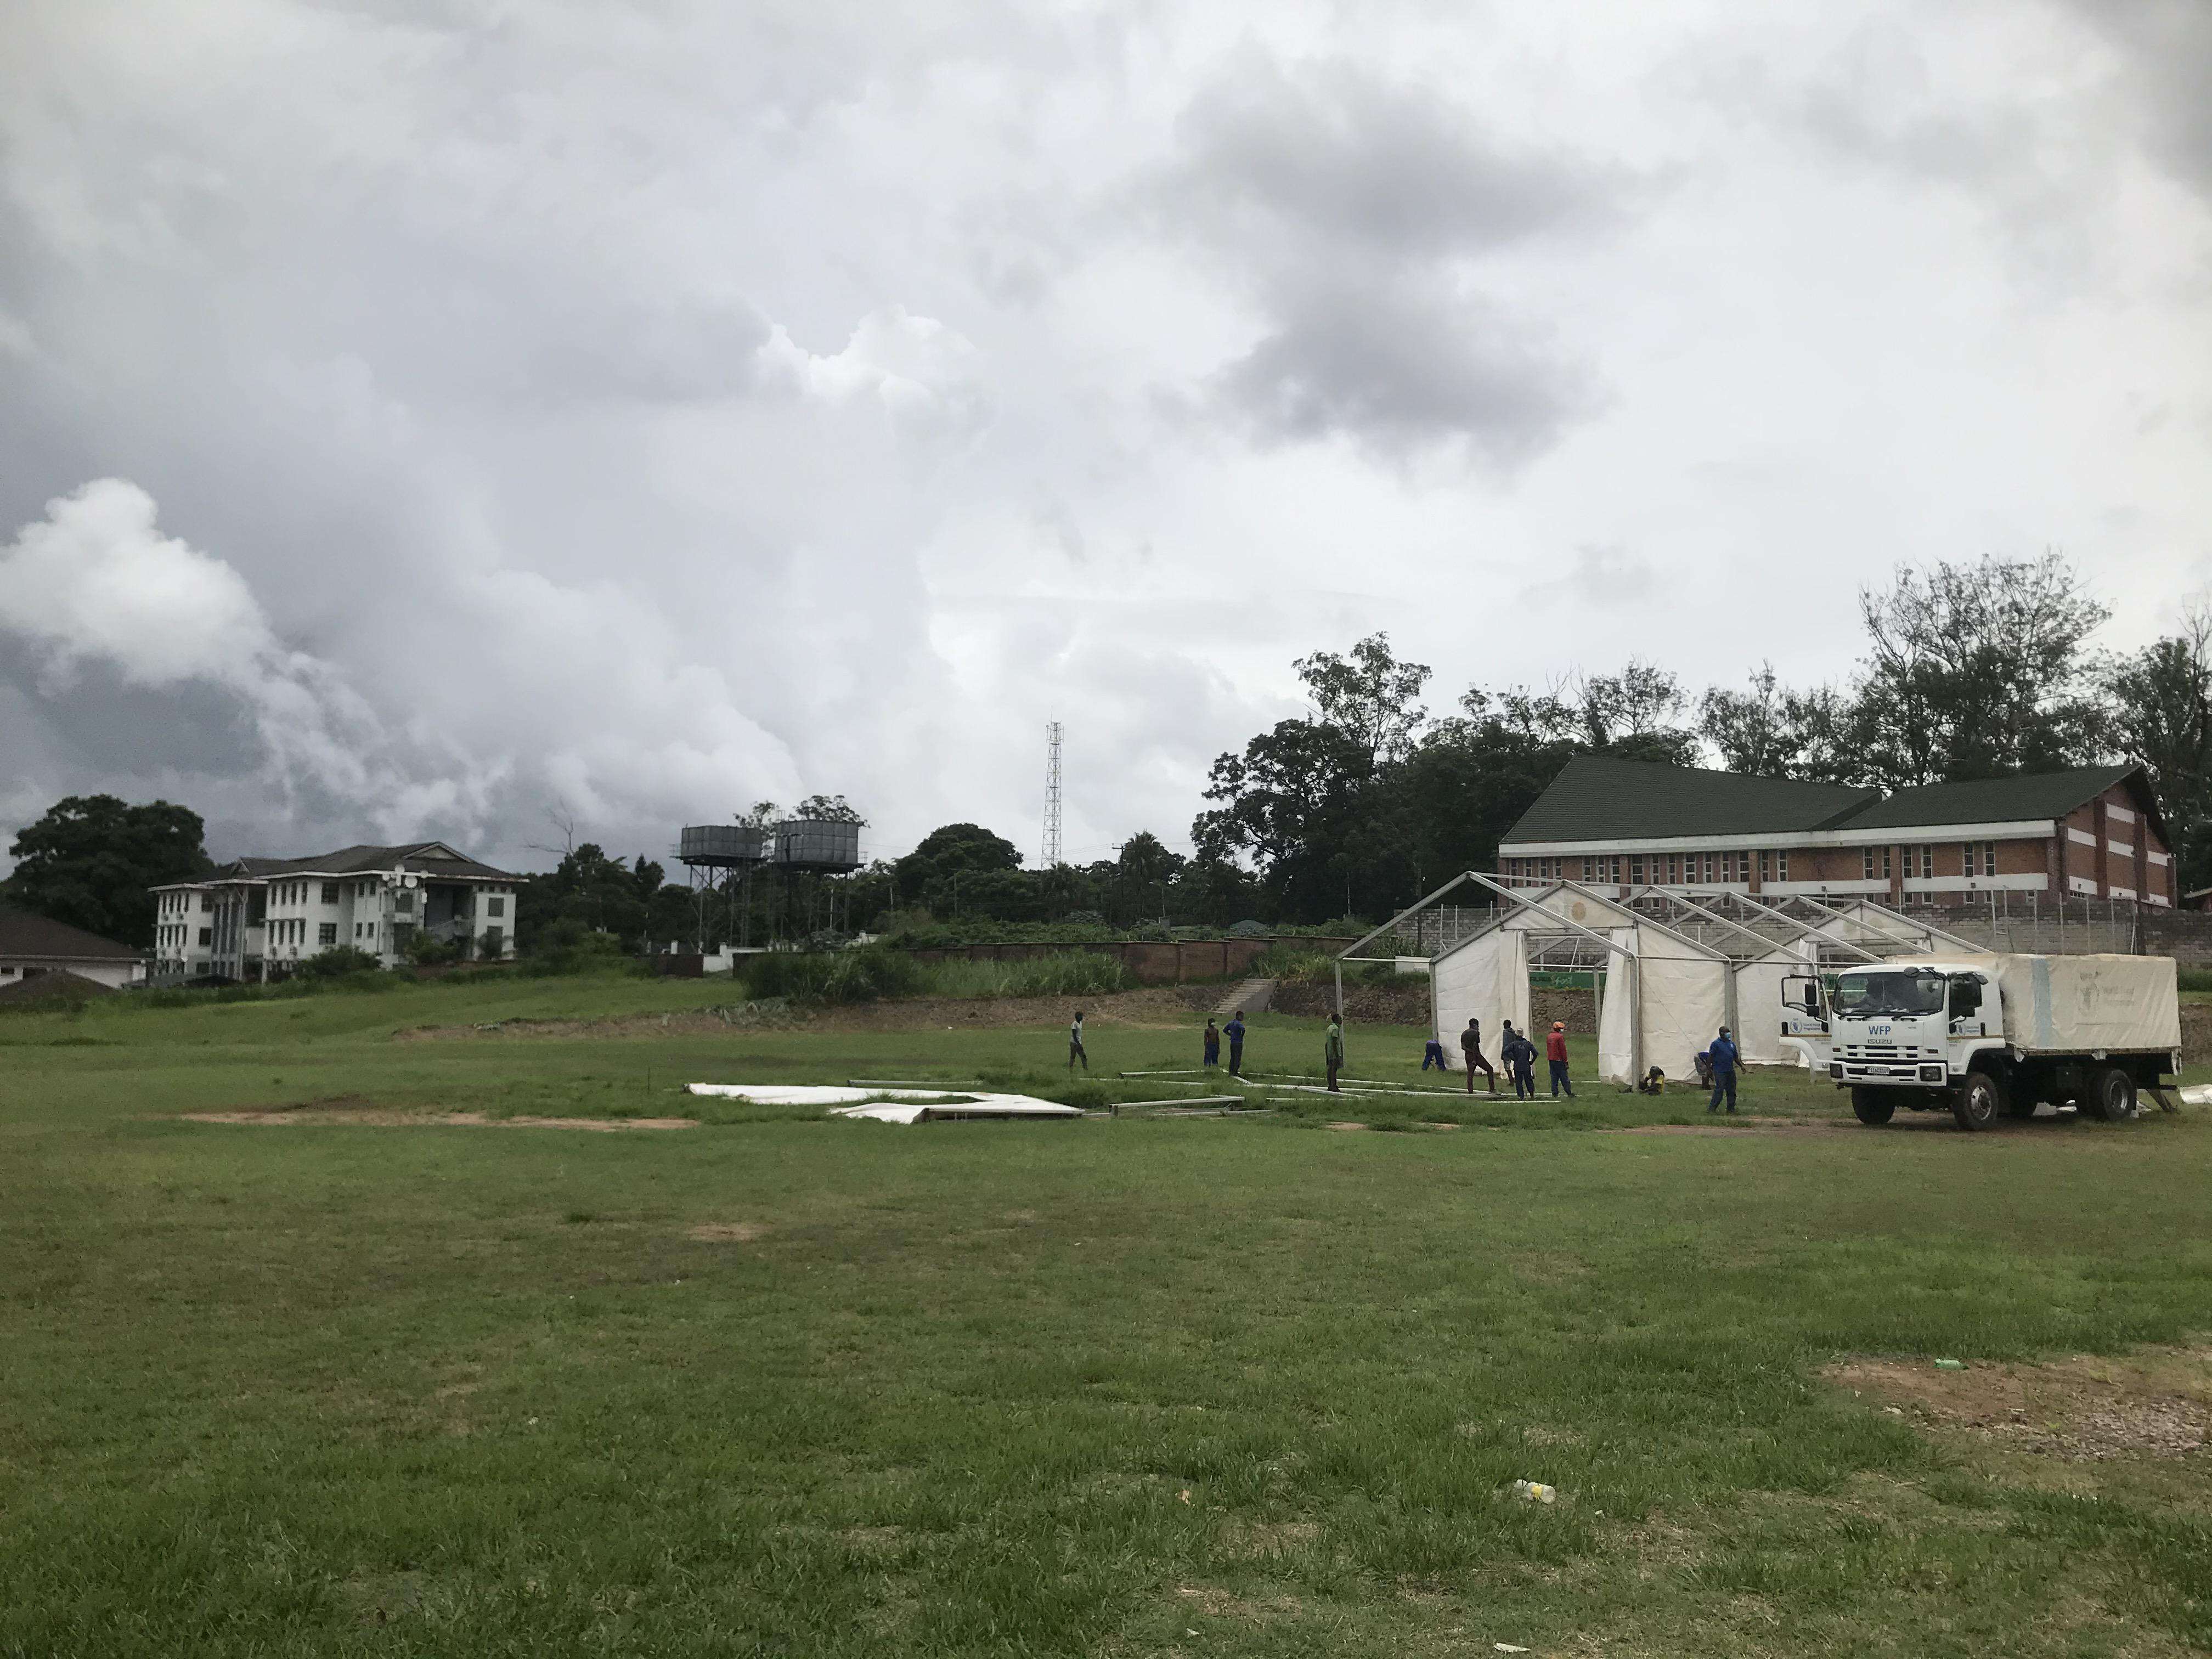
left=150, top=840, right=520, bottom=982
left=0, top=906, right=146, bottom=990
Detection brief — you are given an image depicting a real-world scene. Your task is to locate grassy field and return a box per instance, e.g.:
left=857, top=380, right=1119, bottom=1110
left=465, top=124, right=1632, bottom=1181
left=4, top=971, right=2210, bottom=1656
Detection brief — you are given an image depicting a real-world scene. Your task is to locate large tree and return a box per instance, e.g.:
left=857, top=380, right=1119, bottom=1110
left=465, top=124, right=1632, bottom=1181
left=1852, top=552, right=2110, bottom=787
left=2105, top=604, right=2212, bottom=894
left=2, top=795, right=211, bottom=947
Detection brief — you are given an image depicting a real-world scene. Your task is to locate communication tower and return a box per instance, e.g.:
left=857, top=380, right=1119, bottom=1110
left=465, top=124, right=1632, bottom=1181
left=1042, top=721, right=1064, bottom=867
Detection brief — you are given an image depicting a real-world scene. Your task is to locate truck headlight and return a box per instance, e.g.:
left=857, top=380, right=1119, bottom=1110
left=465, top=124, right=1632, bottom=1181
left=1829, top=1063, right=1844, bottom=1080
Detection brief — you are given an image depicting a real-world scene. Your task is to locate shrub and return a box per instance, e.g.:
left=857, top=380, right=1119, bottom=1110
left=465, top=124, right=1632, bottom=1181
left=740, top=947, right=922, bottom=1005
left=298, top=947, right=383, bottom=981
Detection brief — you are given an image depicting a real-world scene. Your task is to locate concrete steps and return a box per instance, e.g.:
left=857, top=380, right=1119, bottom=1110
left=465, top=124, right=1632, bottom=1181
left=1214, top=978, right=1275, bottom=1017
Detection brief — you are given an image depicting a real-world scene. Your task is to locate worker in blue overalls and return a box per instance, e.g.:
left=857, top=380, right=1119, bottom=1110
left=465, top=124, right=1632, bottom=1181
left=1705, top=1025, right=1742, bottom=1115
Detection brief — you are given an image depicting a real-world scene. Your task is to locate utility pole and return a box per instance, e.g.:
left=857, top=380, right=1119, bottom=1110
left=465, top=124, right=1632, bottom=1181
left=1042, top=721, right=1064, bottom=868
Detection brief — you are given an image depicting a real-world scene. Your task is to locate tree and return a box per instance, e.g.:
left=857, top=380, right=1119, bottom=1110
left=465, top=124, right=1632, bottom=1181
left=1291, top=633, right=1432, bottom=769
left=2106, top=603, right=2212, bottom=893
left=1853, top=552, right=2110, bottom=787
left=516, top=843, right=662, bottom=953
left=1500, top=660, right=1697, bottom=765
left=1699, top=666, right=1859, bottom=783
left=2, top=795, right=211, bottom=947
left=894, top=823, right=1024, bottom=900
left=791, top=794, right=865, bottom=824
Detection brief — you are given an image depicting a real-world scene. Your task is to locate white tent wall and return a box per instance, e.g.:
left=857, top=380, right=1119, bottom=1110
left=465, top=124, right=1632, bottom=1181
left=1730, top=940, right=1818, bottom=1065
left=1633, top=923, right=1731, bottom=1082
left=1430, top=927, right=1530, bottom=1070
left=1597, top=929, right=1638, bottom=1082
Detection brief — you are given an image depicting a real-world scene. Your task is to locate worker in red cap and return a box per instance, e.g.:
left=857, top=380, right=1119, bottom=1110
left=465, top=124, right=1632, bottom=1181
left=1545, top=1021, right=1575, bottom=1098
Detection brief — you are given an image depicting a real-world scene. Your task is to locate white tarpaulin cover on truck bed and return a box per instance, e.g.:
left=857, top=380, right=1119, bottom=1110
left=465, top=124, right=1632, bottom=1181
left=1893, top=953, right=2180, bottom=1054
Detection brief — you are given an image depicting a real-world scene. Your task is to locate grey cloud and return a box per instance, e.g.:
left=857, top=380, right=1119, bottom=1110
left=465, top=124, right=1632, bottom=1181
left=1165, top=57, right=1615, bottom=261
left=1154, top=54, right=1621, bottom=460
left=1523, top=545, right=1657, bottom=610
left=2063, top=0, right=2212, bottom=200
left=1212, top=276, right=1595, bottom=467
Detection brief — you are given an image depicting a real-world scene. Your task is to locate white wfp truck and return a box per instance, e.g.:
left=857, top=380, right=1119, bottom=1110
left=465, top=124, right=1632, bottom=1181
left=1780, top=953, right=2182, bottom=1132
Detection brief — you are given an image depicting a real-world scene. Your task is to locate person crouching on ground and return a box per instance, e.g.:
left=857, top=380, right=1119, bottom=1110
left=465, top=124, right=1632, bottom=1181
left=1324, top=1012, right=1345, bottom=1093
left=1069, top=1010, right=1088, bottom=1071
left=1422, top=1034, right=1448, bottom=1071
left=1637, top=1065, right=1667, bottom=1095
left=1460, top=1016, right=1498, bottom=1095
left=1705, top=1025, right=1741, bottom=1114
left=1545, top=1021, right=1575, bottom=1098
left=1203, top=1018, right=1221, bottom=1069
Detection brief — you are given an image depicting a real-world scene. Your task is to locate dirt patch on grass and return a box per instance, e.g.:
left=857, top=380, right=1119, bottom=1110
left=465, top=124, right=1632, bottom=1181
left=686, top=1221, right=770, bottom=1242
left=1829, top=1349, right=2212, bottom=1460
left=181, top=1109, right=697, bottom=1131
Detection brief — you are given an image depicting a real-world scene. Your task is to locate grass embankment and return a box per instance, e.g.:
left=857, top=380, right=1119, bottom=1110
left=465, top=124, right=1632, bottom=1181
left=3, top=970, right=2210, bottom=1656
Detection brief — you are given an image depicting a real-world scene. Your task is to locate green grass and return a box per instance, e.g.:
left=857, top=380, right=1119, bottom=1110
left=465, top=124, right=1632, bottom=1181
left=4, top=971, right=2211, bottom=1656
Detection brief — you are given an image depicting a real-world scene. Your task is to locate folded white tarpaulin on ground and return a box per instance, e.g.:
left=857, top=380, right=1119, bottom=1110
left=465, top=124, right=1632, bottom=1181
left=830, top=1098, right=1083, bottom=1124
left=685, top=1082, right=1081, bottom=1123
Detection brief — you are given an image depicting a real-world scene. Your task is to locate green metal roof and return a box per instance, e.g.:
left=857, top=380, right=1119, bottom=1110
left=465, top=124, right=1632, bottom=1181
left=1835, top=765, right=2141, bottom=830
left=1499, top=755, right=1876, bottom=846
left=1502, top=756, right=2157, bottom=849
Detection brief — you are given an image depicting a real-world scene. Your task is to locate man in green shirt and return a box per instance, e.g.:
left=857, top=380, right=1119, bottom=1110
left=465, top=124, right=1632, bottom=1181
left=1324, top=1012, right=1345, bottom=1093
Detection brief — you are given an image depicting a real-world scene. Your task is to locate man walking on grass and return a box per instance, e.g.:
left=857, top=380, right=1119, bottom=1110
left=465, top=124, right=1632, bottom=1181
left=1069, top=1010, right=1088, bottom=1071
left=1324, top=1012, right=1345, bottom=1093
left=1545, top=1021, right=1575, bottom=1098
left=1224, top=1010, right=1246, bottom=1077
left=1705, top=1025, right=1741, bottom=1114
left=1460, top=1016, right=1498, bottom=1095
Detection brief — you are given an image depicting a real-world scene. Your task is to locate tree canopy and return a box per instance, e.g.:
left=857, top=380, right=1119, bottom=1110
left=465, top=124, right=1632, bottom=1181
left=2, top=795, right=211, bottom=947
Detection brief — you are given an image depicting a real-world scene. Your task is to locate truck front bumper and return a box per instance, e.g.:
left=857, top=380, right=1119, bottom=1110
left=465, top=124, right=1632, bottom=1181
left=1831, top=1060, right=1950, bottom=1090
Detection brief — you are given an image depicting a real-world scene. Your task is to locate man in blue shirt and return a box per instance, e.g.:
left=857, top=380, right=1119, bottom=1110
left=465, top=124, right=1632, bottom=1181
left=1705, top=1025, right=1741, bottom=1114
left=1223, top=1011, right=1246, bottom=1077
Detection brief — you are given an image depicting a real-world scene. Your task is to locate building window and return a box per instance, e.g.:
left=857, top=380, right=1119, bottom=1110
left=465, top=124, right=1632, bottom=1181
left=322, top=882, right=339, bottom=904
left=1919, top=845, right=1934, bottom=879
left=1982, top=842, right=1996, bottom=876
left=319, top=923, right=336, bottom=945
left=1777, top=851, right=1789, bottom=882
left=1629, top=855, right=1645, bottom=885
left=198, top=928, right=212, bottom=947
left=1759, top=850, right=1773, bottom=884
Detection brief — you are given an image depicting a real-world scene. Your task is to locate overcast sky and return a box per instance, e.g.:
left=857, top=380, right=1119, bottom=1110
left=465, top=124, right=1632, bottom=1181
left=3, top=1, right=2207, bottom=874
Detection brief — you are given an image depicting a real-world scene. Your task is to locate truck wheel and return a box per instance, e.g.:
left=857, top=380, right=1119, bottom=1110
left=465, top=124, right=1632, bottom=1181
left=1951, top=1071, right=2001, bottom=1132
left=1850, top=1087, right=1896, bottom=1126
left=2084, top=1067, right=2138, bottom=1123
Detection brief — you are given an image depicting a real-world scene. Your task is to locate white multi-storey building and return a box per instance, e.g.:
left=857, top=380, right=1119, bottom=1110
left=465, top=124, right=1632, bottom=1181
left=150, top=840, right=520, bottom=982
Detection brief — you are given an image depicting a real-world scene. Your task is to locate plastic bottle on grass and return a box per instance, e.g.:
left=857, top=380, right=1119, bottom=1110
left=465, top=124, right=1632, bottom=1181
left=1511, top=1480, right=1557, bottom=1504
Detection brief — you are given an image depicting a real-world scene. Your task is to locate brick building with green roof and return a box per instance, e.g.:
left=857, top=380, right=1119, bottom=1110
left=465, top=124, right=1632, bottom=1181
left=1497, top=755, right=2174, bottom=907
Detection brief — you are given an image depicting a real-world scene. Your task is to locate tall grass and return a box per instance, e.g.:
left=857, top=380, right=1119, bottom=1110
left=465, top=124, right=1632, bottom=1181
left=916, top=952, right=1134, bottom=1000
left=739, top=948, right=1133, bottom=1004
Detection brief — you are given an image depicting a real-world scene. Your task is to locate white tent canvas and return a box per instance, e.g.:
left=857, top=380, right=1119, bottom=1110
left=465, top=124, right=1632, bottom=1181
left=1622, top=921, right=1730, bottom=1084
left=1430, top=923, right=1530, bottom=1071
left=1729, top=938, right=1819, bottom=1065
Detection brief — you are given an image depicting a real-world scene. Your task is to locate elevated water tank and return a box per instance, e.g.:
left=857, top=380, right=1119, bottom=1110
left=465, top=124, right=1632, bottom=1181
left=774, top=819, right=861, bottom=872
left=679, top=825, right=770, bottom=867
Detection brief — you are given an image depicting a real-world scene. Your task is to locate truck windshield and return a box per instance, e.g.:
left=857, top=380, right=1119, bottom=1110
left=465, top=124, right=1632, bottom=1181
left=1831, top=971, right=1948, bottom=1017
